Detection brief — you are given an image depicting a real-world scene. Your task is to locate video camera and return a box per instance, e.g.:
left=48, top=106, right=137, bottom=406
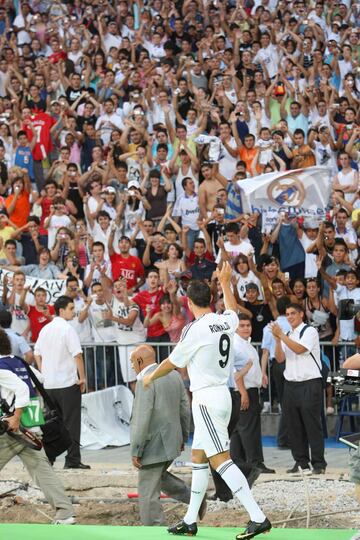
left=338, top=299, right=360, bottom=320
left=327, top=369, right=360, bottom=450
left=327, top=368, right=360, bottom=399
left=0, top=400, right=42, bottom=451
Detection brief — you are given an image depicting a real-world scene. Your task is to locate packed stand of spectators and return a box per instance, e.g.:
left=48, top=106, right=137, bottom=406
left=0, top=0, right=359, bottom=400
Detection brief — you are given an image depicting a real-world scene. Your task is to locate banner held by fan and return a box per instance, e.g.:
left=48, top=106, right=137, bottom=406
left=238, top=167, right=332, bottom=232
left=0, top=269, right=67, bottom=304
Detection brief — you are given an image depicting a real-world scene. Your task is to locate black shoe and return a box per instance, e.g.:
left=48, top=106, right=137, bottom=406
left=286, top=464, right=311, bottom=475
left=64, top=462, right=91, bottom=470
left=312, top=467, right=326, bottom=475
left=168, top=520, right=198, bottom=536
left=256, top=464, right=276, bottom=474
left=236, top=518, right=272, bottom=539
left=208, top=493, right=233, bottom=502
left=247, top=468, right=262, bottom=489
left=198, top=496, right=207, bottom=521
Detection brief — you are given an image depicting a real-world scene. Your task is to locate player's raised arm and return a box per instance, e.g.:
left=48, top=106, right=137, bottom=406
left=217, top=261, right=238, bottom=312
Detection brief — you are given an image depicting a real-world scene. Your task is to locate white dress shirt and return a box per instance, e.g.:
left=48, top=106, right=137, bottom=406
left=281, top=322, right=322, bottom=382
left=34, top=317, right=82, bottom=389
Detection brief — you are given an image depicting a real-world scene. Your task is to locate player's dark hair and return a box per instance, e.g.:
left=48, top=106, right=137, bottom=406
left=54, top=295, right=73, bottom=316
left=238, top=313, right=251, bottom=322
left=0, top=328, right=11, bottom=355
left=187, top=280, right=211, bottom=308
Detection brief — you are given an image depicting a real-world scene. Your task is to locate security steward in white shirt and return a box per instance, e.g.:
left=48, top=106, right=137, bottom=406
left=231, top=314, right=275, bottom=474
left=0, top=329, right=75, bottom=524
left=271, top=303, right=327, bottom=474
left=34, top=296, right=89, bottom=470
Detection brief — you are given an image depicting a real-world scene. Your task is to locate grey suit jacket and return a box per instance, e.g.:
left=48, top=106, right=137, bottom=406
left=130, top=365, right=190, bottom=466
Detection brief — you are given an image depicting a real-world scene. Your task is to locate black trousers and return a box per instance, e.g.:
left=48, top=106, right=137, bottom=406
left=47, top=384, right=81, bottom=465
left=210, top=389, right=252, bottom=500
left=231, top=387, right=264, bottom=467
left=283, top=378, right=327, bottom=469
left=272, top=361, right=289, bottom=447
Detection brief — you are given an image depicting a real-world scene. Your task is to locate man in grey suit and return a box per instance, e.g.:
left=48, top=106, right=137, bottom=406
left=130, top=344, right=206, bottom=526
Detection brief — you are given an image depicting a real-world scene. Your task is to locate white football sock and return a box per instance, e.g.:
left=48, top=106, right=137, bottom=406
left=216, top=459, right=265, bottom=523
left=183, top=463, right=209, bottom=525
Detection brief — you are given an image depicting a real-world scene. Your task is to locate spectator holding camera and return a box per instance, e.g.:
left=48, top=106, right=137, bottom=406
left=5, top=172, right=33, bottom=229
left=44, top=196, right=75, bottom=249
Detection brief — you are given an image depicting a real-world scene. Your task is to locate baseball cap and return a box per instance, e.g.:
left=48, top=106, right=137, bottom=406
left=127, top=180, right=140, bottom=189
left=104, top=186, right=116, bottom=193
left=178, top=271, right=192, bottom=281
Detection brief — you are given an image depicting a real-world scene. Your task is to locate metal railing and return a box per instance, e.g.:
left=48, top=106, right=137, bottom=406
left=81, top=341, right=358, bottom=410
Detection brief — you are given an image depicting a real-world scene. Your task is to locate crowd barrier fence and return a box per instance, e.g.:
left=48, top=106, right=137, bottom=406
left=80, top=341, right=358, bottom=414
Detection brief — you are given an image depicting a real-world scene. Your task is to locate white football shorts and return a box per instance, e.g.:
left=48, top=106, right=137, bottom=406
left=192, top=386, right=232, bottom=458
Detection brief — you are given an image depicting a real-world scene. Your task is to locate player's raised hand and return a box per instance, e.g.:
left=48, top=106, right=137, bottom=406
left=217, top=261, right=232, bottom=286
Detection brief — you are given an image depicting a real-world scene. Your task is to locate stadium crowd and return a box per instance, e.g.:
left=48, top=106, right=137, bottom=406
left=0, top=1, right=358, bottom=407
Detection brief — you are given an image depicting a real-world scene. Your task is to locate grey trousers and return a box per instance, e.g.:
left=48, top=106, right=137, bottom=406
left=0, top=434, right=74, bottom=520
left=138, top=460, right=190, bottom=525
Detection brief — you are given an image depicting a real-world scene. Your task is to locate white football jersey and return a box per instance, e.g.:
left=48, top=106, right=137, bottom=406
left=169, top=310, right=239, bottom=392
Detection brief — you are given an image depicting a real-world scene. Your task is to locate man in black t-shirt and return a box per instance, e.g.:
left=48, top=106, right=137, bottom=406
left=242, top=283, right=273, bottom=342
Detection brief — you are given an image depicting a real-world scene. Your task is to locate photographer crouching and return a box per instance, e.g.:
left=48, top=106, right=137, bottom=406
left=0, top=328, right=75, bottom=524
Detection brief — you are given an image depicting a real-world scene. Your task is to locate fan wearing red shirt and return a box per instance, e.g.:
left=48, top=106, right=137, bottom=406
left=108, top=234, right=145, bottom=293
left=22, top=108, right=56, bottom=190
left=22, top=109, right=56, bottom=161
left=27, top=287, right=55, bottom=343
left=132, top=269, right=165, bottom=341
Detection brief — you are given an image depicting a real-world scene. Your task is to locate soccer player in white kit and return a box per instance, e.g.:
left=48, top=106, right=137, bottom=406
left=143, top=262, right=271, bottom=540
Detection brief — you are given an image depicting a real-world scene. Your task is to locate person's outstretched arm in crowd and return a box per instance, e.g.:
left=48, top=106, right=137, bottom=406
left=345, top=127, right=360, bottom=160
left=199, top=219, right=213, bottom=255
left=157, top=205, right=182, bottom=235
left=270, top=216, right=283, bottom=244
left=181, top=227, right=191, bottom=258
left=229, top=111, right=243, bottom=149
left=142, top=236, right=153, bottom=268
